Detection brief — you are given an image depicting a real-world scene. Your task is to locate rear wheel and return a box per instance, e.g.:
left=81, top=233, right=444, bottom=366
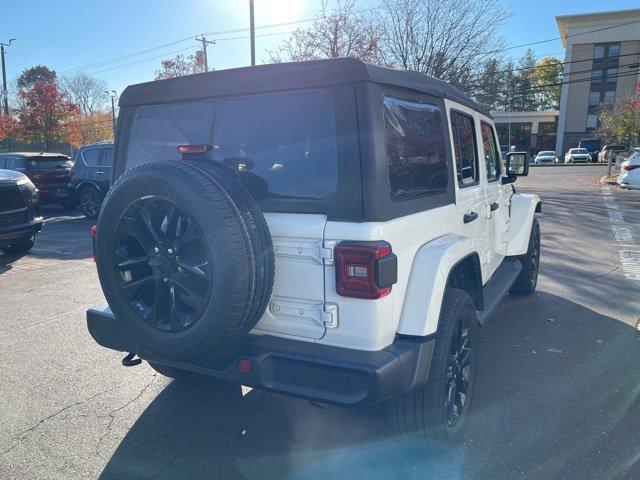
left=390, top=288, right=478, bottom=445
left=79, top=186, right=103, bottom=218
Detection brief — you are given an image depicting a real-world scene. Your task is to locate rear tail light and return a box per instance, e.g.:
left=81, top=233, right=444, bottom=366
left=90, top=225, right=97, bottom=262
left=335, top=241, right=397, bottom=299
left=622, top=164, right=639, bottom=171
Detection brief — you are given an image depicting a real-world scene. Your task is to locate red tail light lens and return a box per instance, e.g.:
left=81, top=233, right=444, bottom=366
left=177, top=144, right=211, bottom=154
left=90, top=225, right=97, bottom=262
left=623, top=164, right=639, bottom=171
left=335, top=241, right=397, bottom=299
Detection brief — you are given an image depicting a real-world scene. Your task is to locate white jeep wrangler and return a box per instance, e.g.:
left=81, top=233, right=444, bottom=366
left=88, top=58, right=540, bottom=443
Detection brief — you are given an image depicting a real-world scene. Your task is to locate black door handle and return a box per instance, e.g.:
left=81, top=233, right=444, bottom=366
left=490, top=202, right=499, bottom=212
left=463, top=212, right=478, bottom=224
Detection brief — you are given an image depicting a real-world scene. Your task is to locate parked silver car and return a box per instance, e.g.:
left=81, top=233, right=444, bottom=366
left=534, top=151, right=559, bottom=165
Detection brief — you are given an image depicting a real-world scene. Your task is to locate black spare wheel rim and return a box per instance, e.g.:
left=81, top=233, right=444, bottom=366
left=95, top=161, right=274, bottom=360
left=115, top=196, right=212, bottom=333
left=445, top=312, right=473, bottom=427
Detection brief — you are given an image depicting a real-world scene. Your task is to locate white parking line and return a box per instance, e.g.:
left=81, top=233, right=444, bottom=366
left=602, top=187, right=640, bottom=281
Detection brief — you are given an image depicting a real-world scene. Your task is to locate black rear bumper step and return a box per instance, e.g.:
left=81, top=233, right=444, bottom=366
left=87, top=304, right=435, bottom=407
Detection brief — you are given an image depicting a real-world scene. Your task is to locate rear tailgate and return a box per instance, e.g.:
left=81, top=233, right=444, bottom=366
left=252, top=213, right=331, bottom=340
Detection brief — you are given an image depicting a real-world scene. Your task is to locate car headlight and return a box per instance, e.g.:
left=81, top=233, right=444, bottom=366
left=16, top=177, right=32, bottom=186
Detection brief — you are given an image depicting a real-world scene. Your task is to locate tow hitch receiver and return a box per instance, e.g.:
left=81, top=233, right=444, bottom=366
left=122, top=352, right=142, bottom=367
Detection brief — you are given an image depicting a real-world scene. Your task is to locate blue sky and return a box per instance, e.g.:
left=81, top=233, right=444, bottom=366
left=2, top=0, right=638, bottom=97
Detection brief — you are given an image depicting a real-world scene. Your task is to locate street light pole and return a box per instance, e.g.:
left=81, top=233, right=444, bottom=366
left=249, top=0, right=256, bottom=66
left=1, top=39, right=16, bottom=115
left=104, top=90, right=116, bottom=138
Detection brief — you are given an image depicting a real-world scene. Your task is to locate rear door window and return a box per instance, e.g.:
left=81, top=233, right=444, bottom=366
left=383, top=96, right=448, bottom=198
left=101, top=148, right=114, bottom=167
left=450, top=111, right=479, bottom=187
left=82, top=148, right=101, bottom=167
left=126, top=90, right=338, bottom=200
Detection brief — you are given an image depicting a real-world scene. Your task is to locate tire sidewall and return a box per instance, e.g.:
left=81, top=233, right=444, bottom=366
left=433, top=290, right=478, bottom=441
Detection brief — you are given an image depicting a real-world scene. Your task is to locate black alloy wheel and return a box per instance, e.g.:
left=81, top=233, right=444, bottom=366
left=80, top=187, right=102, bottom=218
left=114, top=196, right=213, bottom=333
left=444, top=312, right=473, bottom=427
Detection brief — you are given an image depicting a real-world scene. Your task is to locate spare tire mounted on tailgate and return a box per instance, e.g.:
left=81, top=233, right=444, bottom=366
left=95, top=161, right=274, bottom=360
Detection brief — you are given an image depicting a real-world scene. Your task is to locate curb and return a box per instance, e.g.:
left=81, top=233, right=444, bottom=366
left=600, top=176, right=618, bottom=185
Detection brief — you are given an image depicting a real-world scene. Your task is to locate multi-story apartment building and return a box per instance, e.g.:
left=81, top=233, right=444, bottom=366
left=555, top=8, right=640, bottom=155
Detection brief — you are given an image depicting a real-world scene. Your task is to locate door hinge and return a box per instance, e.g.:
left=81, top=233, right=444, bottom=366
left=322, top=303, right=339, bottom=328
left=321, top=240, right=337, bottom=265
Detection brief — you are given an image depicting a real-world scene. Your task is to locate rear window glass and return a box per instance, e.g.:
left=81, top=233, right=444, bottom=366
left=26, top=156, right=71, bottom=168
left=126, top=90, right=338, bottom=200
left=383, top=96, right=448, bottom=198
left=82, top=149, right=101, bottom=166
left=450, top=111, right=479, bottom=187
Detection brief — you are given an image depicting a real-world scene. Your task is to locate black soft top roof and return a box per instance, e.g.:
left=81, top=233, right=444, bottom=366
left=119, top=58, right=489, bottom=117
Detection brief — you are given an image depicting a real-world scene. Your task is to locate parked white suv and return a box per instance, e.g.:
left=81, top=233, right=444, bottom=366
left=87, top=59, right=541, bottom=444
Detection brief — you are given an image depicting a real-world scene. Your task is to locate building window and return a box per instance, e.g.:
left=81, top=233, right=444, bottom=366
left=591, top=69, right=603, bottom=85
left=588, top=91, right=600, bottom=106
left=586, top=114, right=598, bottom=130
left=606, top=68, right=617, bottom=84
left=594, top=45, right=605, bottom=59
left=603, top=90, right=616, bottom=104
left=608, top=44, right=620, bottom=58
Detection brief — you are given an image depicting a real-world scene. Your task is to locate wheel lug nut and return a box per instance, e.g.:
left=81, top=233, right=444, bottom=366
left=154, top=247, right=160, bottom=254
left=163, top=277, right=168, bottom=282
left=167, top=248, right=174, bottom=255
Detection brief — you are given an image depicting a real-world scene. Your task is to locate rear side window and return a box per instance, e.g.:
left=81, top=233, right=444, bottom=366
left=383, top=96, right=448, bottom=198
left=4, top=156, right=27, bottom=169
left=82, top=148, right=101, bottom=166
left=25, top=156, right=71, bottom=169
left=450, top=111, right=479, bottom=187
left=126, top=90, right=338, bottom=200
left=480, top=122, right=501, bottom=181
left=101, top=148, right=113, bottom=167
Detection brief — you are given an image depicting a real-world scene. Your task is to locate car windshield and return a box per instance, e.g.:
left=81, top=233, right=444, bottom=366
left=579, top=140, right=600, bottom=150
left=26, top=156, right=72, bottom=169
left=125, top=90, right=338, bottom=200
left=570, top=149, right=588, bottom=154
left=538, top=151, right=555, bottom=156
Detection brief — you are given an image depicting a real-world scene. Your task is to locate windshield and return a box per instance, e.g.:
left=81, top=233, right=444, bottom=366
left=570, top=149, right=588, bottom=154
left=579, top=139, right=600, bottom=151
left=126, top=90, right=338, bottom=200
left=538, top=151, right=555, bottom=156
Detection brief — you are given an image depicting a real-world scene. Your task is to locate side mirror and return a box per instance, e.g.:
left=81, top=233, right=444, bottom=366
left=504, top=152, right=529, bottom=183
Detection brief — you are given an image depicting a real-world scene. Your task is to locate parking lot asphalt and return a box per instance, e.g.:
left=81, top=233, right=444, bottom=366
left=1, top=165, right=639, bottom=480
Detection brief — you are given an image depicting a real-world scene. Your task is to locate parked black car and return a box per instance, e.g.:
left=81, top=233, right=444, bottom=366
left=0, top=169, right=43, bottom=254
left=70, top=141, right=113, bottom=218
left=0, top=152, right=74, bottom=208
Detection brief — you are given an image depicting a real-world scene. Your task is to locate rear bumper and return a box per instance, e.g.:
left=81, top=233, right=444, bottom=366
left=37, top=185, right=73, bottom=200
left=0, top=216, right=43, bottom=246
left=87, top=303, right=435, bottom=407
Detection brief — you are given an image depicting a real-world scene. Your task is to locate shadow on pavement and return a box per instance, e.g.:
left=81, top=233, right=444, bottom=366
left=99, top=292, right=640, bottom=480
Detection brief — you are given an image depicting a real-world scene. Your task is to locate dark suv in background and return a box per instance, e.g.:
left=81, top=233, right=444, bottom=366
left=0, top=152, right=74, bottom=208
left=70, top=141, right=113, bottom=218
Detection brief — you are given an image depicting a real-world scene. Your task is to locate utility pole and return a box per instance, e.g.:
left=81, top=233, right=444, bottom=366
left=104, top=90, right=116, bottom=138
left=1, top=39, right=16, bottom=115
left=249, top=0, right=256, bottom=66
left=195, top=35, right=215, bottom=72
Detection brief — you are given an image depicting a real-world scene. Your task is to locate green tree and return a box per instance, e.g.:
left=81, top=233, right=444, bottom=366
left=597, top=85, right=640, bottom=146
left=513, top=49, right=538, bottom=111
left=532, top=57, right=562, bottom=110
left=472, top=59, right=504, bottom=111
left=17, top=65, right=57, bottom=90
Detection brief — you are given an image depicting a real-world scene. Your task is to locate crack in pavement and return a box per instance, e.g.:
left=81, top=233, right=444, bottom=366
left=0, top=386, right=121, bottom=457
left=95, top=373, right=158, bottom=452
left=543, top=265, right=620, bottom=280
